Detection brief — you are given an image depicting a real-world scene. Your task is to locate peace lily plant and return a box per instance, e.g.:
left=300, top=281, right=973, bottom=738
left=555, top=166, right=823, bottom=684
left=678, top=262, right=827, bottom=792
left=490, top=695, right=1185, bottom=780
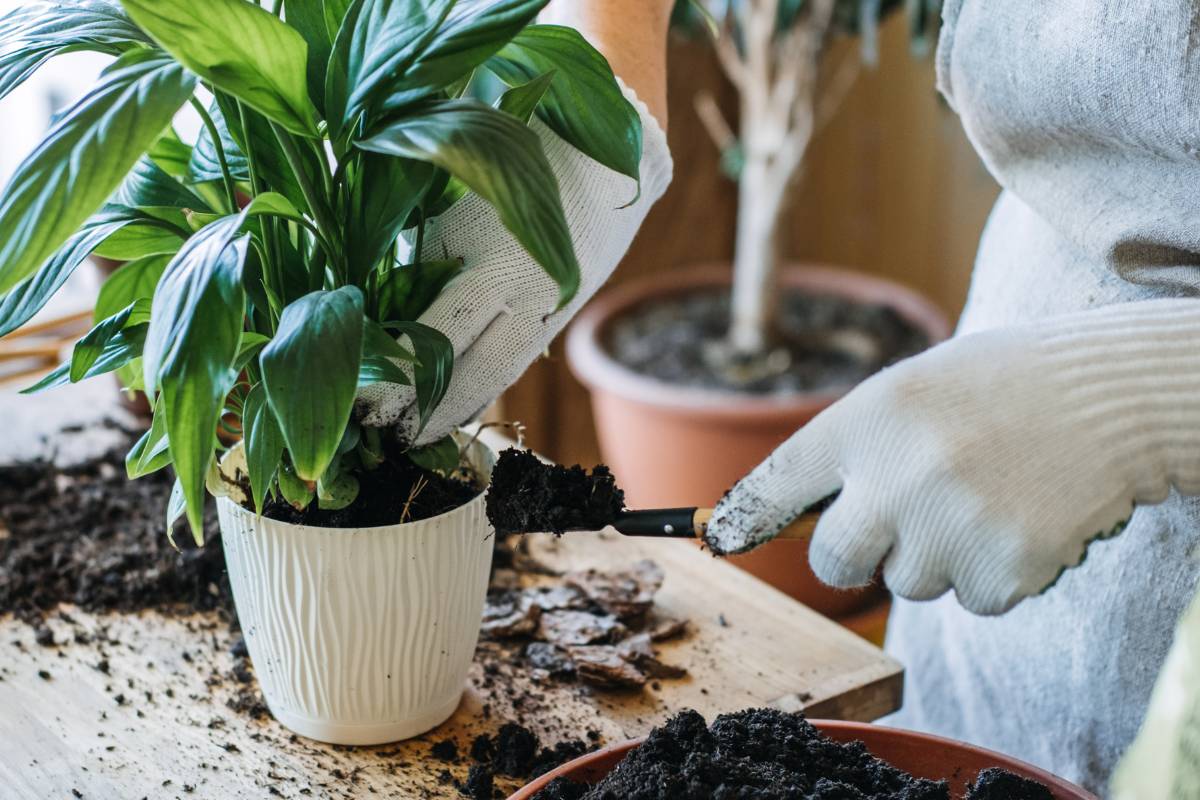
left=0, top=0, right=641, bottom=543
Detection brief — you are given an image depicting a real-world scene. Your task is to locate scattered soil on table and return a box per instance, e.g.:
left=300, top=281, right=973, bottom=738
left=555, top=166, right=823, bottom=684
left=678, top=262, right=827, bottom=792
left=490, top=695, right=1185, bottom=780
left=431, top=721, right=591, bottom=799
left=0, top=423, right=229, bottom=624
left=534, top=709, right=1054, bottom=800
left=487, top=449, right=625, bottom=536
left=606, top=289, right=930, bottom=395
left=260, top=436, right=480, bottom=528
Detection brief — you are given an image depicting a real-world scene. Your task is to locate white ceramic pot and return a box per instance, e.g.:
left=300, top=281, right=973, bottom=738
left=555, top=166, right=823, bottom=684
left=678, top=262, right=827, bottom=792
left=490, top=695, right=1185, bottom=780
left=216, top=437, right=495, bottom=745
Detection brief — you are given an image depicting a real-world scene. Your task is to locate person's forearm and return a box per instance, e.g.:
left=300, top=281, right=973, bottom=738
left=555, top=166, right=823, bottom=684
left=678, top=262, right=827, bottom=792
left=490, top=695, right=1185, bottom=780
left=541, top=0, right=672, bottom=130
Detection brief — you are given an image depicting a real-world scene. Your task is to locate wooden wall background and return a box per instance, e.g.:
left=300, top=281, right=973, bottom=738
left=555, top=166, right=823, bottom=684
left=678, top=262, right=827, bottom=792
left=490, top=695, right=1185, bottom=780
left=501, top=14, right=1001, bottom=466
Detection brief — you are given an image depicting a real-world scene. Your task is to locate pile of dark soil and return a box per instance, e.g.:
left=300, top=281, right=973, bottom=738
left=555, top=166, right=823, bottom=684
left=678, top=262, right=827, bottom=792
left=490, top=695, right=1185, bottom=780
left=487, top=449, right=624, bottom=536
left=534, top=709, right=1054, bottom=800
left=0, top=431, right=229, bottom=624
left=430, top=722, right=591, bottom=800
left=261, top=436, right=481, bottom=528
left=607, top=289, right=930, bottom=394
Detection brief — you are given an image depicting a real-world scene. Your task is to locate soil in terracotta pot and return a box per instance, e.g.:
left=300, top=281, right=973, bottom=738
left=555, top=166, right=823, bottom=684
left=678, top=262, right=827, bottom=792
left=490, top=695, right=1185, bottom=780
left=487, top=448, right=625, bottom=535
left=533, top=708, right=1054, bottom=800
left=606, top=290, right=930, bottom=394
left=258, top=435, right=481, bottom=528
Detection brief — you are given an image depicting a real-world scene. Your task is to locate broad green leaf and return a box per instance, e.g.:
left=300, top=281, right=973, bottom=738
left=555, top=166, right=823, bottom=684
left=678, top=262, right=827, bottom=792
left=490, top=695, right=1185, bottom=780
left=323, top=0, right=354, bottom=42
left=22, top=322, right=148, bottom=394
left=148, top=127, right=193, bottom=179
left=407, top=434, right=459, bottom=474
left=116, top=155, right=209, bottom=211
left=488, top=25, right=642, bottom=183
left=0, top=205, right=152, bottom=338
left=377, top=0, right=549, bottom=113
left=260, top=287, right=364, bottom=481
left=165, top=477, right=187, bottom=547
left=92, top=222, right=185, bottom=260
left=0, top=0, right=150, bottom=102
left=378, top=259, right=463, bottom=322
left=214, top=93, right=320, bottom=216
left=345, top=154, right=433, bottom=283
left=242, top=383, right=284, bottom=513
left=495, top=70, right=555, bottom=123
left=363, top=318, right=416, bottom=361
left=144, top=216, right=249, bottom=541
left=283, top=0, right=333, bottom=114
left=277, top=462, right=314, bottom=510
left=316, top=468, right=358, bottom=509
left=188, top=101, right=251, bottom=185
left=94, top=253, right=171, bottom=324
left=71, top=298, right=148, bottom=382
left=360, top=100, right=580, bottom=308
left=326, top=0, right=454, bottom=133
left=389, top=320, right=452, bottom=432
left=0, top=48, right=195, bottom=295
left=357, top=355, right=411, bottom=387
left=235, top=331, right=272, bottom=371
left=126, top=407, right=171, bottom=478
left=242, top=192, right=304, bottom=223
left=120, top=0, right=320, bottom=137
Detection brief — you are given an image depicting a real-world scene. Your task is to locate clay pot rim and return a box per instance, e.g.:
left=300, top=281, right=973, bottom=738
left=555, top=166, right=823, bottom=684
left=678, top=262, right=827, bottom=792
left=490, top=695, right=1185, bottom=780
left=566, top=264, right=952, bottom=423
left=508, top=720, right=1098, bottom=800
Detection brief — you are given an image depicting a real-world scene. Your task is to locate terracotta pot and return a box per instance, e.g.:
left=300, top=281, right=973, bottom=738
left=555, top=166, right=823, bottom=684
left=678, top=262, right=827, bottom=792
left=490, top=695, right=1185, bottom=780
left=566, top=265, right=950, bottom=618
left=509, top=721, right=1098, bottom=800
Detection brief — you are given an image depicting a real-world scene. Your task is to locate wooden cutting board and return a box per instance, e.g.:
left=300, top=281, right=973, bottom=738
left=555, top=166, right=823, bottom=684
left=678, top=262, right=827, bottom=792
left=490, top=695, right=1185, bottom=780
left=0, top=388, right=902, bottom=799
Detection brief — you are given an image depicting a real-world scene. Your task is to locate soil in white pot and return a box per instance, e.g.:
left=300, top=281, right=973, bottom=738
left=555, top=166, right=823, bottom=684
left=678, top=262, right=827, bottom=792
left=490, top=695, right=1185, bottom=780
left=606, top=289, right=930, bottom=394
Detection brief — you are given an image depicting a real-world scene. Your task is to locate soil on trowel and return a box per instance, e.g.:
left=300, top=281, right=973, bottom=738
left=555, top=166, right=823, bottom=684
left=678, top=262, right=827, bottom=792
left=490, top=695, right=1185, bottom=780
left=0, top=424, right=229, bottom=623
left=487, top=448, right=625, bottom=536
left=606, top=289, right=931, bottom=395
left=260, top=435, right=480, bottom=528
left=533, top=709, right=1054, bottom=800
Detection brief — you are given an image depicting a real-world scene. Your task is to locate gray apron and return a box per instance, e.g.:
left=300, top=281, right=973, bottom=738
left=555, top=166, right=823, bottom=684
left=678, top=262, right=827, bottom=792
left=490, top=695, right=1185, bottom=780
left=884, top=0, right=1200, bottom=793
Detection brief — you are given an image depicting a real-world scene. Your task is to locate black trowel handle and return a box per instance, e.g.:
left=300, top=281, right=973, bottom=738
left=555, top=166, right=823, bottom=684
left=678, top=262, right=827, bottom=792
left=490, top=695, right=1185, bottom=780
left=612, top=508, right=818, bottom=540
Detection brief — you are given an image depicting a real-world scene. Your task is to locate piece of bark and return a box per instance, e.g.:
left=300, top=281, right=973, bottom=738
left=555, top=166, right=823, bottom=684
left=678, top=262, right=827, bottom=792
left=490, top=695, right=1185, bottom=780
left=525, top=642, right=575, bottom=675
left=538, top=610, right=627, bottom=647
left=481, top=591, right=541, bottom=638
left=618, top=633, right=688, bottom=680
left=648, top=615, right=689, bottom=643
left=568, top=646, right=647, bottom=689
left=528, top=585, right=588, bottom=612
left=564, top=560, right=664, bottom=620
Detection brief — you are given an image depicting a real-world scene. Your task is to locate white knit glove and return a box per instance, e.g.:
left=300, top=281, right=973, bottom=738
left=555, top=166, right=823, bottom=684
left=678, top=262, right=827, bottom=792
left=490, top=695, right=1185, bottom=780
left=357, top=82, right=672, bottom=443
left=705, top=299, right=1200, bottom=615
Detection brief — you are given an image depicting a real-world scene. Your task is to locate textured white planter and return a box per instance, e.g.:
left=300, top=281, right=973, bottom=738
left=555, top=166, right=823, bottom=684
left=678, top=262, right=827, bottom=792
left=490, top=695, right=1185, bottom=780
left=216, top=438, right=495, bottom=745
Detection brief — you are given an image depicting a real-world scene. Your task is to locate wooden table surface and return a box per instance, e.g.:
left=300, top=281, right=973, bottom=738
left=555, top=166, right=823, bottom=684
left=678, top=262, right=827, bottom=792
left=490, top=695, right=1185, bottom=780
left=0, top=383, right=903, bottom=799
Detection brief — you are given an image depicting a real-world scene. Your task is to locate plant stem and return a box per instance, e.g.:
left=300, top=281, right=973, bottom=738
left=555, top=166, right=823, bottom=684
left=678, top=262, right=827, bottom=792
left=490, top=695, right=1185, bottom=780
left=236, top=101, right=283, bottom=297
left=189, top=97, right=239, bottom=214
left=271, top=123, right=345, bottom=281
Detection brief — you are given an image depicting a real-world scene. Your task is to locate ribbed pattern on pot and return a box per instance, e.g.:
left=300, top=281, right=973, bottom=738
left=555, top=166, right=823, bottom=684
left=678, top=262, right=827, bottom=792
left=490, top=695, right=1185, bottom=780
left=217, top=493, right=493, bottom=740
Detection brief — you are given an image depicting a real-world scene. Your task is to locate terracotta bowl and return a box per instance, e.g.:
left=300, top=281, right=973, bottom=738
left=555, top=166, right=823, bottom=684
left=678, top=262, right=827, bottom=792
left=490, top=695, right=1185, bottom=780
left=566, top=264, right=951, bottom=618
left=508, top=720, right=1098, bottom=800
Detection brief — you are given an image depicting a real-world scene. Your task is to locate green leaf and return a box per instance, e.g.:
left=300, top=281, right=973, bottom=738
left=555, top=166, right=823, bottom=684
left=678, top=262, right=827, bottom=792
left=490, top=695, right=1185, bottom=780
left=326, top=0, right=454, bottom=133
left=360, top=100, right=580, bottom=308
left=126, top=407, right=171, bottom=478
left=345, top=154, right=433, bottom=283
left=277, top=462, right=314, bottom=510
left=316, top=468, right=358, bottom=510
left=364, top=318, right=416, bottom=361
left=0, top=0, right=150, bottom=102
left=407, top=434, right=459, bottom=475
left=389, top=320, right=452, bottom=432
left=188, top=101, right=251, bottom=185
left=143, top=216, right=249, bottom=541
left=235, top=331, right=272, bottom=371
left=71, top=298, right=149, bottom=382
left=323, top=0, right=354, bottom=42
left=260, top=287, right=364, bottom=481
left=94, top=253, right=171, bottom=325
left=92, top=222, right=185, bottom=260
left=0, top=48, right=195, bottom=295
left=165, top=477, right=187, bottom=547
left=282, top=0, right=333, bottom=114
left=377, top=0, right=549, bottom=113
left=378, top=259, right=464, bottom=322
left=148, top=127, right=193, bottom=179
left=242, top=383, right=285, bottom=513
left=116, top=155, right=210, bottom=211
left=120, top=0, right=320, bottom=137
left=488, top=25, right=642, bottom=183
left=22, top=321, right=148, bottom=394
left=0, top=205, right=152, bottom=338
left=357, top=355, right=412, bottom=388
left=214, top=93, right=320, bottom=216
left=242, top=192, right=305, bottom=223
left=495, top=69, right=555, bottom=122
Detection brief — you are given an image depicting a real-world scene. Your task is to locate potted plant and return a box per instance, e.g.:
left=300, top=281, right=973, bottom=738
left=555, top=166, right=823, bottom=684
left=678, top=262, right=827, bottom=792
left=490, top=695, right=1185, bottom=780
left=0, top=0, right=640, bottom=744
left=567, top=0, right=949, bottom=619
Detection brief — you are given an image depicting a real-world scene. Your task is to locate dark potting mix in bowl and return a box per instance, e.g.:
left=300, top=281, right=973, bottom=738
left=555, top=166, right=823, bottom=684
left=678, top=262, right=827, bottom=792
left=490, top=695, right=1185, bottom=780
left=533, top=708, right=1055, bottom=800
left=605, top=290, right=930, bottom=394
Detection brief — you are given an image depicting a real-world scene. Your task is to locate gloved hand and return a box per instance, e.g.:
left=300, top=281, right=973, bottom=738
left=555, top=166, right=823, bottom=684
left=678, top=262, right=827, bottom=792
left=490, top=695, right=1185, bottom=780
left=356, top=84, right=672, bottom=443
left=704, top=299, right=1200, bottom=615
